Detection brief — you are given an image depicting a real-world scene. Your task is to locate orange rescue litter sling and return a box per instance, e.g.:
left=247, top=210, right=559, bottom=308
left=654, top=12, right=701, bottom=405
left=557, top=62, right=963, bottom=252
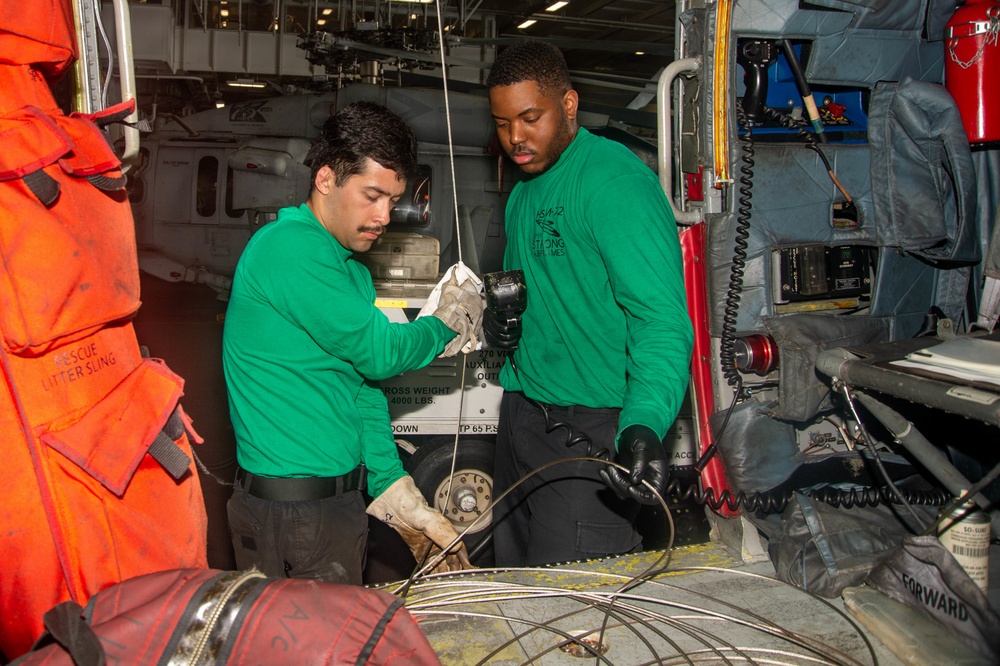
left=0, top=2, right=208, bottom=659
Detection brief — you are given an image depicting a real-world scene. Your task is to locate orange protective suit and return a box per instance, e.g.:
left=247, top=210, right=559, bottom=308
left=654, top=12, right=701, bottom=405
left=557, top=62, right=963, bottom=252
left=0, top=2, right=207, bottom=658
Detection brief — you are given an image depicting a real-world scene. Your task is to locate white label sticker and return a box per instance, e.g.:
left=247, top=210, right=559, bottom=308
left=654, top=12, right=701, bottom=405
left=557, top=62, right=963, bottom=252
left=946, top=385, right=1000, bottom=405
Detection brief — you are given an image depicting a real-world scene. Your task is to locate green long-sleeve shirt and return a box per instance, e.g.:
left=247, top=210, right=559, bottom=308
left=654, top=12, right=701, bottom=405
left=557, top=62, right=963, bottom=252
left=222, top=204, right=454, bottom=497
left=499, top=128, right=694, bottom=444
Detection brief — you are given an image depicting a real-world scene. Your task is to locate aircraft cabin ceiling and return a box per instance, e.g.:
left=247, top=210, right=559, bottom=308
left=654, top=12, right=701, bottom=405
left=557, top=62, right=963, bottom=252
left=450, top=0, right=675, bottom=82
left=116, top=0, right=675, bottom=124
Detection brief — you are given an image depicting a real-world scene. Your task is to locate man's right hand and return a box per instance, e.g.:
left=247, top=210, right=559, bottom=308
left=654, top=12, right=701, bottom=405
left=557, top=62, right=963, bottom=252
left=483, top=309, right=522, bottom=350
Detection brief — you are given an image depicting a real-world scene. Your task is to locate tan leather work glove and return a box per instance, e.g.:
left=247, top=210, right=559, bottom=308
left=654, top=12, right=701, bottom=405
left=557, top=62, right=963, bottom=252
left=366, top=475, right=473, bottom=573
left=432, top=273, right=484, bottom=357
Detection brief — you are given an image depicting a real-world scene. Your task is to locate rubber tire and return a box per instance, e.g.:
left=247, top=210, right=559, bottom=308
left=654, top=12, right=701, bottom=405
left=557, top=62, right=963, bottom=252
left=405, top=437, right=495, bottom=565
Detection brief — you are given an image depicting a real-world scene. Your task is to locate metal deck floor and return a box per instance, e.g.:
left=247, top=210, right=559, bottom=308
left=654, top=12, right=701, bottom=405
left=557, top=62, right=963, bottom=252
left=383, top=539, right=996, bottom=665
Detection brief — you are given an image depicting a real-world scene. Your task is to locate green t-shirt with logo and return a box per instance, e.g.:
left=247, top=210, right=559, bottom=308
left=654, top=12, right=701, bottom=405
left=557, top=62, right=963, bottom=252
left=223, top=204, right=454, bottom=497
left=499, top=127, right=693, bottom=444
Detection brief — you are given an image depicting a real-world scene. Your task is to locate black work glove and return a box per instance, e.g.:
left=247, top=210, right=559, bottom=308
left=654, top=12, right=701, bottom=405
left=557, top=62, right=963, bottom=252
left=483, top=309, right=522, bottom=350
left=598, top=424, right=670, bottom=505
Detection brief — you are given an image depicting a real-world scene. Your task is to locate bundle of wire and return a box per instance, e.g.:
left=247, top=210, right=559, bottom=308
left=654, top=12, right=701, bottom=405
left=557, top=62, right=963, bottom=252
left=391, top=563, right=880, bottom=666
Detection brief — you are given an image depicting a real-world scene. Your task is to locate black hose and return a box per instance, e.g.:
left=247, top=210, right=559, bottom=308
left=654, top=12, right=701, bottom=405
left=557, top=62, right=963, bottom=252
left=921, top=457, right=1000, bottom=537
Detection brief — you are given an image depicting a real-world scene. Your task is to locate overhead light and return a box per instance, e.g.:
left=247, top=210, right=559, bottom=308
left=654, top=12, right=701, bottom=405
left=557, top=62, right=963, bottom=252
left=517, top=19, right=537, bottom=29
left=317, top=19, right=326, bottom=26
left=545, top=1, right=568, bottom=11
left=635, top=51, right=645, bottom=55
left=227, top=79, right=267, bottom=89
left=216, top=102, right=226, bottom=109
left=220, top=8, right=229, bottom=17
left=410, top=13, right=418, bottom=19
left=321, top=8, right=333, bottom=15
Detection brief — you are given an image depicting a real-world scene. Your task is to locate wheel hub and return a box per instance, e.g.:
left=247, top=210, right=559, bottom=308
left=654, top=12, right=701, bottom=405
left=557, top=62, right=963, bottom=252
left=433, top=469, right=492, bottom=534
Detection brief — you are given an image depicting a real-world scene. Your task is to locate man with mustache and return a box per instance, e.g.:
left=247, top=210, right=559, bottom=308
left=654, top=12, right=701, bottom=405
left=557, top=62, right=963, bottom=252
left=486, top=41, right=694, bottom=566
left=223, top=102, right=481, bottom=583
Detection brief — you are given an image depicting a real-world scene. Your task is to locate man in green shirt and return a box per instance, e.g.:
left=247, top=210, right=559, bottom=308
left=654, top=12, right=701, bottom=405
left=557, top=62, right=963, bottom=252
left=486, top=41, right=694, bottom=566
left=223, top=102, right=481, bottom=583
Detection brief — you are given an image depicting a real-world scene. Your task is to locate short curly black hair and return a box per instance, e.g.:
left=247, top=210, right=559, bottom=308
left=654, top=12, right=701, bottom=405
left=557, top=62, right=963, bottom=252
left=486, top=40, right=572, bottom=98
left=307, top=101, right=418, bottom=186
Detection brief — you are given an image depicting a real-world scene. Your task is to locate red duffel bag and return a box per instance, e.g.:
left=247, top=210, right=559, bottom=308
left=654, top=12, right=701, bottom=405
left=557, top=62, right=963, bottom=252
left=11, top=569, right=441, bottom=665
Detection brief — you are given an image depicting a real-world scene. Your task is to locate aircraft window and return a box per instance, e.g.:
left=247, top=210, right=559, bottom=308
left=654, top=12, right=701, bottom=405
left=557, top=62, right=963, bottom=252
left=196, top=156, right=218, bottom=218
left=283, top=3, right=309, bottom=33
left=225, top=167, right=246, bottom=219
left=389, top=164, right=431, bottom=228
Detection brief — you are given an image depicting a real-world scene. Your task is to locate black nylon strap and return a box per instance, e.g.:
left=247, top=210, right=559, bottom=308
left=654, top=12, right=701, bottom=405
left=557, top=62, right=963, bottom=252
left=148, top=430, right=193, bottom=480
left=86, top=173, right=127, bottom=191
left=33, top=601, right=105, bottom=666
left=354, top=596, right=405, bottom=666
left=88, top=101, right=134, bottom=127
left=22, top=169, right=60, bottom=206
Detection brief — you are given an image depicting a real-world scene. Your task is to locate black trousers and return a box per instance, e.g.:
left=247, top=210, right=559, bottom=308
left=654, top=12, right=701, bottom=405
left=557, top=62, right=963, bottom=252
left=227, top=478, right=368, bottom=584
left=492, top=391, right=642, bottom=567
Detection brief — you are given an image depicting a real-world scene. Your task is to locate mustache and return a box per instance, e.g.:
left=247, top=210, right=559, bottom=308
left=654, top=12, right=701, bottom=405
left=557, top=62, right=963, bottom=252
left=357, top=225, right=384, bottom=235
left=511, top=147, right=535, bottom=156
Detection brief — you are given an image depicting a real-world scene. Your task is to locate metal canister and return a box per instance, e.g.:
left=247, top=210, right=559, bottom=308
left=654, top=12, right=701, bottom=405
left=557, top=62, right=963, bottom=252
left=937, top=499, right=991, bottom=594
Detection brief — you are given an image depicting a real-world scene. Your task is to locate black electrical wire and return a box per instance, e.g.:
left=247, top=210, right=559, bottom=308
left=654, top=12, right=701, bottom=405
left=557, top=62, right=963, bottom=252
left=764, top=106, right=854, bottom=205
left=719, top=102, right=754, bottom=390
left=840, top=385, right=929, bottom=533
left=464, top=354, right=610, bottom=563
left=664, top=476, right=947, bottom=515
left=921, top=457, right=1000, bottom=537
left=691, top=374, right=741, bottom=472
left=482, top=287, right=948, bottom=527
left=508, top=354, right=609, bottom=460
left=779, top=39, right=828, bottom=144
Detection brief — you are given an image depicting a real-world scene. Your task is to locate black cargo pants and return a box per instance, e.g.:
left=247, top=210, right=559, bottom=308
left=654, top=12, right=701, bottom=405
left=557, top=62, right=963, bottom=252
left=227, top=474, right=368, bottom=585
left=491, top=391, right=642, bottom=567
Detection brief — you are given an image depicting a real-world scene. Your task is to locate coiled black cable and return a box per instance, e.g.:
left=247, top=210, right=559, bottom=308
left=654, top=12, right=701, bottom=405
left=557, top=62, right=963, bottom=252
left=537, top=404, right=610, bottom=460
left=509, top=349, right=945, bottom=516
left=509, top=355, right=610, bottom=460
left=764, top=105, right=818, bottom=150
left=811, top=485, right=949, bottom=509
left=664, top=477, right=949, bottom=514
left=720, top=102, right=755, bottom=389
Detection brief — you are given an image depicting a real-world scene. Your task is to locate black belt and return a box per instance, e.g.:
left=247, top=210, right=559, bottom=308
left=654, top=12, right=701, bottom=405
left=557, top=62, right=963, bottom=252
left=530, top=398, right=621, bottom=415
left=235, top=465, right=366, bottom=501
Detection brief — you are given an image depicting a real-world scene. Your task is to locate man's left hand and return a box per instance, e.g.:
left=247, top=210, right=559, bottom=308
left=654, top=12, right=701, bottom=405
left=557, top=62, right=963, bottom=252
left=432, top=274, right=485, bottom=357
left=366, top=475, right=473, bottom=573
left=598, top=424, right=670, bottom=505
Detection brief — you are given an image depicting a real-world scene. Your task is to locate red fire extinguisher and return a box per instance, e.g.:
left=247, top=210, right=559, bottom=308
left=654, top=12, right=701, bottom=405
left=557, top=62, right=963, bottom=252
left=945, top=0, right=1000, bottom=144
